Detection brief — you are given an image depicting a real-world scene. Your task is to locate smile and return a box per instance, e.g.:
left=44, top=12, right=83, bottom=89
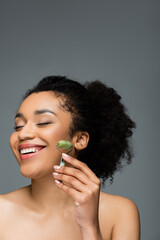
left=20, top=147, right=40, bottom=154
left=18, top=144, right=46, bottom=160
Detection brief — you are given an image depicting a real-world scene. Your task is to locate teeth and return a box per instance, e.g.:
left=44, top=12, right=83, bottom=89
left=20, top=147, right=39, bottom=154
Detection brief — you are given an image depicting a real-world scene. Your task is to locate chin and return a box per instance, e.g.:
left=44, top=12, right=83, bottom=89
left=20, top=169, right=37, bottom=179
left=20, top=165, right=53, bottom=179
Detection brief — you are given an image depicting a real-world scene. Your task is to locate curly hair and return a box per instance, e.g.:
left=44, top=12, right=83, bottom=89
left=23, top=76, right=136, bottom=184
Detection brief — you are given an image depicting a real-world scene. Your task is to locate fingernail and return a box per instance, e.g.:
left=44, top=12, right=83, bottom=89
left=75, top=201, right=80, bottom=206
left=55, top=180, right=60, bottom=185
left=54, top=165, right=61, bottom=170
left=62, top=153, right=69, bottom=158
left=53, top=172, right=58, bottom=176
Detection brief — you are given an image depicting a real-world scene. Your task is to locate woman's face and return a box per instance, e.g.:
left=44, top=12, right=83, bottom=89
left=9, top=91, right=73, bottom=179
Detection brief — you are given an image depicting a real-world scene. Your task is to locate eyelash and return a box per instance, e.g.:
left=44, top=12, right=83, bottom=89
left=13, top=126, right=23, bottom=130
left=37, top=122, right=52, bottom=126
left=13, top=122, right=52, bottom=130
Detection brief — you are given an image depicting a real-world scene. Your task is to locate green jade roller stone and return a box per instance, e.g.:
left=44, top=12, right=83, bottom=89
left=57, top=140, right=73, bottom=150
left=57, top=140, right=73, bottom=166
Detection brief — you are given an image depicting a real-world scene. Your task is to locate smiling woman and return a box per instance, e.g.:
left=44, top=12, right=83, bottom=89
left=0, top=76, right=140, bottom=240
left=10, top=91, right=73, bottom=179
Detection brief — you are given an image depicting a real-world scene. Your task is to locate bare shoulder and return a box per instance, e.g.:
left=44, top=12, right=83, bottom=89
left=99, top=191, right=140, bottom=240
left=0, top=185, right=31, bottom=216
left=0, top=186, right=31, bottom=237
left=0, top=185, right=31, bottom=201
left=100, top=190, right=140, bottom=214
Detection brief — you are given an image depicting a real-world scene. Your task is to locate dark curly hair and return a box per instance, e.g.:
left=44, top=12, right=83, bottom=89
left=23, top=76, right=136, bottom=184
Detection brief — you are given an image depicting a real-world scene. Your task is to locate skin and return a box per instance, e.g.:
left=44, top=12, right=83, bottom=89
left=0, top=91, right=140, bottom=240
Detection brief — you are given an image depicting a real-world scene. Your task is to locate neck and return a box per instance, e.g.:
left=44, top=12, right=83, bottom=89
left=28, top=173, right=74, bottom=213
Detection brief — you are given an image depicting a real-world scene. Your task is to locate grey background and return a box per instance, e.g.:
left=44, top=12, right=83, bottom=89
left=0, top=1, right=159, bottom=239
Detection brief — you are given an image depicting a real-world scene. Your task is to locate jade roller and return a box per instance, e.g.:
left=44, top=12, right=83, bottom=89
left=56, top=140, right=73, bottom=166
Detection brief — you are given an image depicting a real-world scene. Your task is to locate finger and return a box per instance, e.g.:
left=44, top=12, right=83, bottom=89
left=53, top=165, right=93, bottom=186
left=55, top=179, right=99, bottom=206
left=53, top=172, right=89, bottom=193
left=62, top=153, right=101, bottom=185
left=54, top=179, right=84, bottom=202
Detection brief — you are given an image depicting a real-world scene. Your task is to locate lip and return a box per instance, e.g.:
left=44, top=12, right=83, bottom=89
left=18, top=144, right=46, bottom=160
left=18, top=144, right=46, bottom=150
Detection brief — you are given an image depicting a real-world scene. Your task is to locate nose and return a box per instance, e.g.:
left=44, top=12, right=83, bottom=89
left=18, top=122, right=35, bottom=141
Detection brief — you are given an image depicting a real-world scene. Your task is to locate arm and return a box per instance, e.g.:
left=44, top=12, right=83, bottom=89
left=53, top=153, right=140, bottom=240
left=53, top=153, right=103, bottom=240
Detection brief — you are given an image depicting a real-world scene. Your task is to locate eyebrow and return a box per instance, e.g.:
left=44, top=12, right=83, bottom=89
left=14, top=109, right=57, bottom=119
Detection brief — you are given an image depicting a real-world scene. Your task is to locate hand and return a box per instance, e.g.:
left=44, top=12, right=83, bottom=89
left=53, top=153, right=102, bottom=234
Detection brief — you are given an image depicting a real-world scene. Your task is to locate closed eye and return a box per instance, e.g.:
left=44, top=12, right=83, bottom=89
left=37, top=122, right=52, bottom=126
left=13, top=126, right=23, bottom=131
left=13, top=122, right=52, bottom=130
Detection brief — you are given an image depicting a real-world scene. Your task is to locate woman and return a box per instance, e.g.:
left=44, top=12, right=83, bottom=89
left=0, top=76, right=140, bottom=239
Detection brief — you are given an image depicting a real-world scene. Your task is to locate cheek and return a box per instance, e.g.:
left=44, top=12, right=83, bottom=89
left=40, top=125, right=71, bottom=143
left=9, top=133, right=21, bottom=164
left=9, top=133, right=16, bottom=151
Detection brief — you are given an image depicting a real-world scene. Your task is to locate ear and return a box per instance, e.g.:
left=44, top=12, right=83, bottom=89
left=73, top=131, right=89, bottom=151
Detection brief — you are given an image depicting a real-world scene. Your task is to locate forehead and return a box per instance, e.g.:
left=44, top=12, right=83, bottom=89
left=19, top=91, right=59, bottom=111
left=18, top=91, right=67, bottom=115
